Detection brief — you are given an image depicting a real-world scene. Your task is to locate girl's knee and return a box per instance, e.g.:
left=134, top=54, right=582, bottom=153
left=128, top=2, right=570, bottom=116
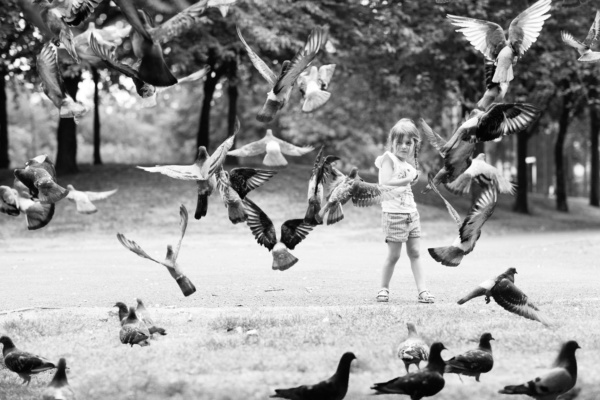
left=407, top=247, right=420, bottom=259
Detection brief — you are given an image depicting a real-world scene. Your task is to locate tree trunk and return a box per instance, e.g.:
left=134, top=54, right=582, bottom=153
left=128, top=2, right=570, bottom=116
left=514, top=131, right=529, bottom=213
left=92, top=67, right=102, bottom=165
left=227, top=65, right=239, bottom=165
left=590, top=103, right=599, bottom=207
left=0, top=69, right=8, bottom=169
left=55, top=73, right=81, bottom=175
left=196, top=70, right=220, bottom=151
left=555, top=98, right=570, bottom=212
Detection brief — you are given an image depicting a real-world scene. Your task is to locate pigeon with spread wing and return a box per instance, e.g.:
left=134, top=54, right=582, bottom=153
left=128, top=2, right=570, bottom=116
left=397, top=322, right=429, bottom=374
left=427, top=177, right=497, bottom=267
left=2, top=179, right=56, bottom=230
left=445, top=333, right=494, bottom=382
left=305, top=147, right=340, bottom=225
left=237, top=26, right=328, bottom=122
left=243, top=197, right=315, bottom=271
left=297, top=64, right=336, bottom=113
left=135, top=298, right=167, bottom=336
left=447, top=0, right=552, bottom=83
left=271, top=352, right=356, bottom=400
left=227, top=129, right=313, bottom=167
left=444, top=153, right=515, bottom=196
left=14, top=155, right=69, bottom=204
left=457, top=267, right=517, bottom=305
left=477, top=59, right=510, bottom=110
left=499, top=341, right=579, bottom=399
left=0, top=336, right=56, bottom=385
left=65, top=184, right=117, bottom=214
left=561, top=11, right=600, bottom=62
left=117, top=205, right=196, bottom=296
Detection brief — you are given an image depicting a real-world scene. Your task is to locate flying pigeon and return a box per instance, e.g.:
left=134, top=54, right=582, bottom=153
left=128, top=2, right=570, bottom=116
left=119, top=306, right=151, bottom=346
left=237, top=25, right=328, bottom=122
left=138, top=120, right=238, bottom=219
left=36, top=43, right=88, bottom=122
left=371, top=342, right=447, bottom=398
left=445, top=333, right=494, bottom=382
left=561, top=11, right=600, bottom=62
left=499, top=340, right=580, bottom=400
left=477, top=59, right=510, bottom=110
left=457, top=267, right=517, bottom=305
left=317, top=167, right=405, bottom=225
left=447, top=0, right=552, bottom=83
left=297, top=64, right=336, bottom=112
left=397, top=322, right=429, bottom=374
left=216, top=167, right=277, bottom=224
left=227, top=129, right=314, bottom=167
left=271, top=352, right=356, bottom=400
left=135, top=298, right=167, bottom=336
left=444, top=153, right=515, bottom=196
left=117, top=204, right=197, bottom=296
left=65, top=184, right=117, bottom=214
left=3, top=179, right=56, bottom=230
left=42, top=358, right=75, bottom=400
left=72, top=22, right=131, bottom=65
left=427, top=177, right=497, bottom=267
left=305, top=147, right=340, bottom=225
left=14, top=155, right=70, bottom=204
left=0, top=336, right=56, bottom=385
left=243, top=197, right=315, bottom=271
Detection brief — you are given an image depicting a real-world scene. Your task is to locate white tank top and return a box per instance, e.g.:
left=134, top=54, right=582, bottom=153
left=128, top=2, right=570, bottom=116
left=374, top=151, right=417, bottom=213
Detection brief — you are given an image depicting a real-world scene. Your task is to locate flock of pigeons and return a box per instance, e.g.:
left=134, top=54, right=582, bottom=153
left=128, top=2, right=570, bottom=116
left=0, top=0, right=592, bottom=399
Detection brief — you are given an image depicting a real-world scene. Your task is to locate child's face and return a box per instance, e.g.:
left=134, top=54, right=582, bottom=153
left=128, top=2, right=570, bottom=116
left=393, top=136, right=414, bottom=160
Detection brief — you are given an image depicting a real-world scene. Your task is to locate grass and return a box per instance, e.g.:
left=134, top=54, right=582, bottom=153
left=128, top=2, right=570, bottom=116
left=1, top=163, right=600, bottom=399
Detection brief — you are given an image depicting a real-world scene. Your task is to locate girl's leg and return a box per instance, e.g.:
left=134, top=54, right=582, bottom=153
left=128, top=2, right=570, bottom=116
left=406, top=237, right=427, bottom=293
left=381, top=242, right=403, bottom=289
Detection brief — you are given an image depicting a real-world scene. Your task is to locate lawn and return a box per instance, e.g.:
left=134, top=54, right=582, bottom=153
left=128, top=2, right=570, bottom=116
left=1, top=163, right=600, bottom=399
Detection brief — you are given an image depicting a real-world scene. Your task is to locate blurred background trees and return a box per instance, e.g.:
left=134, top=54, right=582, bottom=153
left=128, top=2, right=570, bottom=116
left=1, top=0, right=599, bottom=213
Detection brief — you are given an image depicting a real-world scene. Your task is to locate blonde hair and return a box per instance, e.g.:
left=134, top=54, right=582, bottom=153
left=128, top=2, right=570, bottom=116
left=385, top=118, right=421, bottom=173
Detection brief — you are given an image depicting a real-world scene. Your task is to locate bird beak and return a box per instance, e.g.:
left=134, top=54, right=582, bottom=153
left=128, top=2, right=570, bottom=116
left=491, top=337, right=495, bottom=341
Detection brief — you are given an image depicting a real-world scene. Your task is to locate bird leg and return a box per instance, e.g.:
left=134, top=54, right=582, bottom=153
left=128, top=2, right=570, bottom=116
left=484, top=290, right=492, bottom=304
left=458, top=374, right=464, bottom=383
left=475, top=373, right=480, bottom=382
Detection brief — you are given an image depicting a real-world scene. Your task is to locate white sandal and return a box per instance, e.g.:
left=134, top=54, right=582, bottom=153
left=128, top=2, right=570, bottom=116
left=418, top=290, right=435, bottom=304
left=377, top=288, right=389, bottom=302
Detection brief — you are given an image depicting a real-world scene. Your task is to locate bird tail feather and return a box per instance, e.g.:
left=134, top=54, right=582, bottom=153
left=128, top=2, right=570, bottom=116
left=139, top=53, right=177, bottom=87
left=302, top=90, right=331, bottom=112
left=195, top=193, right=208, bottom=220
left=428, top=246, right=464, bottom=267
left=257, top=99, right=283, bottom=123
left=499, top=382, right=534, bottom=395
left=304, top=197, right=322, bottom=225
left=149, top=327, right=167, bottom=335
left=457, top=286, right=486, bottom=305
left=228, top=202, right=248, bottom=224
left=325, top=202, right=344, bottom=225
left=175, top=274, right=197, bottom=297
left=263, top=151, right=288, bottom=167
left=272, top=249, right=298, bottom=271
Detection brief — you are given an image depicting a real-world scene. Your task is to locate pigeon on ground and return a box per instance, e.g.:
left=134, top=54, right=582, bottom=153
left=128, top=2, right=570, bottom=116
left=477, top=59, right=510, bottom=110
left=237, top=26, right=328, bottom=123
left=119, top=306, right=151, bottom=346
left=117, top=205, right=197, bottom=296
left=317, top=167, right=405, bottom=225
left=42, top=358, right=75, bottom=400
left=14, top=155, right=69, bottom=204
left=444, top=153, right=515, bottom=196
left=271, top=352, right=356, bottom=400
left=561, top=11, right=600, bottom=62
left=427, top=177, right=497, bottom=267
left=305, top=147, right=340, bottom=225
left=499, top=341, right=580, bottom=399
left=445, top=333, right=494, bottom=382
left=65, top=184, right=117, bottom=214
left=35, top=43, right=88, bottom=122
left=371, top=342, right=447, bottom=399
left=227, top=129, right=314, bottom=167
left=135, top=298, right=167, bottom=336
left=114, top=301, right=130, bottom=324
left=243, top=197, right=315, bottom=271
left=447, top=0, right=552, bottom=83
left=397, top=322, right=429, bottom=374
left=216, top=167, right=277, bottom=224
left=138, top=120, right=238, bottom=219
left=297, top=64, right=336, bottom=112
left=0, top=336, right=56, bottom=385
left=418, top=118, right=476, bottom=194
left=457, top=268, right=517, bottom=305
left=0, top=185, right=20, bottom=216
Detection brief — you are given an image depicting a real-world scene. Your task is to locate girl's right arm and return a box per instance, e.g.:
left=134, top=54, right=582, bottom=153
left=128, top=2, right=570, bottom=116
left=378, top=154, right=413, bottom=187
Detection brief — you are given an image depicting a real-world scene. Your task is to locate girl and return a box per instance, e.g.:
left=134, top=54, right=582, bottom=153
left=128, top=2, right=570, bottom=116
left=374, top=118, right=434, bottom=303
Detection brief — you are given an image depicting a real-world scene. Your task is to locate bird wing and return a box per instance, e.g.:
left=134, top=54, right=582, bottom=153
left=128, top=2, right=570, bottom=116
left=508, top=0, right=552, bottom=57
left=227, top=137, right=268, bottom=157
left=136, top=165, right=202, bottom=180
left=446, top=15, right=507, bottom=60
left=561, top=31, right=587, bottom=53
left=317, top=64, right=336, bottom=89
left=273, top=27, right=328, bottom=94
left=5, top=351, right=54, bottom=373
left=280, top=219, right=314, bottom=250
left=22, top=200, right=55, bottom=230
left=117, top=233, right=163, bottom=265
left=477, top=103, right=541, bottom=142
left=62, top=0, right=102, bottom=26
left=447, top=349, right=492, bottom=372
left=398, top=338, right=429, bottom=361
left=176, top=66, right=210, bottom=85
left=428, top=176, right=462, bottom=227
left=67, top=190, right=98, bottom=214
left=84, top=188, right=118, bottom=202
left=89, top=32, right=142, bottom=81
left=228, top=168, right=276, bottom=199
left=149, top=1, right=209, bottom=43
left=271, top=137, right=315, bottom=156
left=236, top=26, right=277, bottom=85
left=418, top=118, right=446, bottom=153
left=242, top=197, right=277, bottom=251
left=492, top=278, right=550, bottom=325
left=112, top=0, right=152, bottom=41
left=171, top=204, right=189, bottom=262
left=351, top=181, right=405, bottom=207
left=208, top=118, right=239, bottom=177
left=584, top=11, right=600, bottom=46
left=523, top=367, right=575, bottom=397
left=459, top=183, right=497, bottom=251
left=36, top=43, right=66, bottom=109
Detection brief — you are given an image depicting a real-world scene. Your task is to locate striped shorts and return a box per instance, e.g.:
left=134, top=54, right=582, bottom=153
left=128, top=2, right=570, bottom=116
left=382, top=211, right=421, bottom=243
